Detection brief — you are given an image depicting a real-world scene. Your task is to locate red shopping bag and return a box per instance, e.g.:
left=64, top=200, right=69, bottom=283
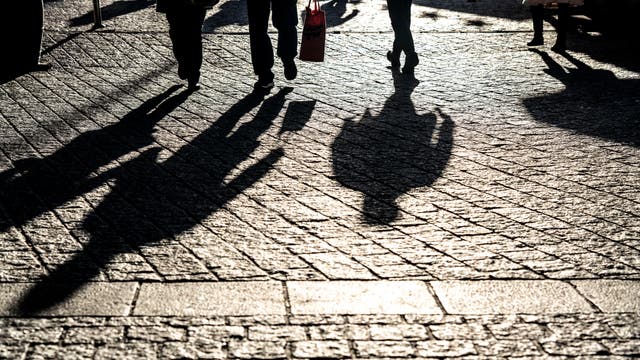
left=299, top=0, right=326, bottom=62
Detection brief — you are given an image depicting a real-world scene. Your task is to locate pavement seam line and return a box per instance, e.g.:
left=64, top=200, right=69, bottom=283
left=424, top=280, right=448, bottom=315
left=127, top=282, right=142, bottom=317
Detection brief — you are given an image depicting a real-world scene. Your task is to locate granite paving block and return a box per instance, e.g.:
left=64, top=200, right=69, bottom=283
left=288, top=281, right=442, bottom=315
left=431, top=280, right=593, bottom=314
left=0, top=282, right=137, bottom=316
left=572, top=280, right=640, bottom=313
left=134, top=282, right=286, bottom=316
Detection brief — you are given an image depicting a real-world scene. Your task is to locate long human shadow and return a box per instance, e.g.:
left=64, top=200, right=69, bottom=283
left=203, top=0, right=248, bottom=32
left=0, top=85, right=189, bottom=233
left=280, top=99, right=316, bottom=134
left=321, top=0, right=361, bottom=28
left=68, top=0, right=155, bottom=27
left=332, top=71, right=454, bottom=224
left=570, top=34, right=640, bottom=74
left=16, top=88, right=292, bottom=315
left=412, top=0, right=529, bottom=21
left=523, top=49, right=640, bottom=147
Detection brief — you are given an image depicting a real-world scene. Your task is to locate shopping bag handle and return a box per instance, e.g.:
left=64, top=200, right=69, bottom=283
left=307, top=0, right=320, bottom=11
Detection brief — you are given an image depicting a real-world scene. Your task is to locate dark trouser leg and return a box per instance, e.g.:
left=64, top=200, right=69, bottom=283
left=271, top=0, right=298, bottom=61
left=20, top=0, right=45, bottom=69
left=555, top=3, right=569, bottom=48
left=166, top=3, right=205, bottom=81
left=247, top=0, right=274, bottom=77
left=387, top=0, right=414, bottom=55
left=530, top=5, right=544, bottom=41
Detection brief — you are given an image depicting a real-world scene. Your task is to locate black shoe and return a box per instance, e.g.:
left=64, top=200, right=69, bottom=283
left=187, top=77, right=200, bottom=91
left=527, top=37, right=544, bottom=46
left=402, top=52, right=419, bottom=73
left=31, top=62, right=52, bottom=72
left=283, top=58, right=297, bottom=80
left=254, top=72, right=274, bottom=91
left=386, top=51, right=400, bottom=68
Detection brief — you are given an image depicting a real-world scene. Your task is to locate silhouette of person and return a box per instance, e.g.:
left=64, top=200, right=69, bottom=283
left=386, top=0, right=418, bottom=73
left=247, top=0, right=298, bottom=91
left=0, top=85, right=187, bottom=234
left=3, top=0, right=51, bottom=76
left=16, top=89, right=291, bottom=315
left=525, top=0, right=583, bottom=52
left=525, top=49, right=639, bottom=147
left=332, top=71, right=453, bottom=224
left=157, top=0, right=212, bottom=89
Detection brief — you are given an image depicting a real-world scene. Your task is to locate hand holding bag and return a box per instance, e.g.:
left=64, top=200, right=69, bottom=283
left=300, top=0, right=326, bottom=62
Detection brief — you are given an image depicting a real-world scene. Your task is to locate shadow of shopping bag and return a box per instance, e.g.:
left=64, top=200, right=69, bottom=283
left=300, top=0, right=326, bottom=62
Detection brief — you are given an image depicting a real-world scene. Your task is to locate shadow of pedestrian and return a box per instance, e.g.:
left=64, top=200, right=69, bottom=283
left=203, top=0, right=248, bottom=32
left=279, top=99, right=316, bottom=134
left=331, top=71, right=454, bottom=224
left=569, top=34, right=640, bottom=75
left=0, top=85, right=188, bottom=233
left=523, top=49, right=640, bottom=147
left=412, top=0, right=529, bottom=21
left=321, top=0, right=361, bottom=28
left=68, top=0, right=155, bottom=27
left=16, top=88, right=292, bottom=315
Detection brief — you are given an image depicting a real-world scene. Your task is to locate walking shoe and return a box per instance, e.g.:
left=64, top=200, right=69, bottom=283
left=283, top=58, right=297, bottom=80
left=31, top=62, right=52, bottom=72
left=187, top=76, right=200, bottom=91
left=402, top=52, right=419, bottom=73
left=386, top=51, right=400, bottom=68
left=254, top=72, right=274, bottom=91
left=527, top=37, right=544, bottom=46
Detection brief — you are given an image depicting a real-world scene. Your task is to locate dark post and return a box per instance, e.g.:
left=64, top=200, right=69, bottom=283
left=92, top=0, right=104, bottom=29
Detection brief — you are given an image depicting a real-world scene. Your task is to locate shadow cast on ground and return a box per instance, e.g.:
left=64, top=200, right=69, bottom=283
left=68, top=0, right=155, bottom=27
left=0, top=85, right=187, bottom=233
left=321, top=0, right=361, bottom=28
left=413, top=0, right=529, bottom=21
left=16, top=87, right=295, bottom=314
left=524, top=49, right=640, bottom=147
left=203, top=0, right=248, bottom=31
left=332, top=70, right=454, bottom=224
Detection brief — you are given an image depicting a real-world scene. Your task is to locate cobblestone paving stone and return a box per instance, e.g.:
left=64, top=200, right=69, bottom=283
left=1, top=314, right=640, bottom=359
left=1, top=0, right=640, bottom=358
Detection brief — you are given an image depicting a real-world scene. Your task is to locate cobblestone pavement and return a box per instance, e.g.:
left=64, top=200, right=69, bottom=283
left=2, top=313, right=640, bottom=359
left=1, top=0, right=640, bottom=358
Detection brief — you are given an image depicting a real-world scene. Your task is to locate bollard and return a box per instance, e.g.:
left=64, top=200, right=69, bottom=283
left=92, top=0, right=104, bottom=29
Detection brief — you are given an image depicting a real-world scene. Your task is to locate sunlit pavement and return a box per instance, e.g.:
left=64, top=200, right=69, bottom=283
left=1, top=0, right=639, bottom=358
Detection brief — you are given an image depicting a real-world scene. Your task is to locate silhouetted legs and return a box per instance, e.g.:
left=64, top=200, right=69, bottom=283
left=554, top=3, right=569, bottom=51
left=386, top=0, right=418, bottom=72
left=528, top=3, right=569, bottom=51
left=528, top=5, right=544, bottom=46
left=6, top=0, right=50, bottom=73
left=164, top=1, right=206, bottom=89
left=247, top=0, right=298, bottom=90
